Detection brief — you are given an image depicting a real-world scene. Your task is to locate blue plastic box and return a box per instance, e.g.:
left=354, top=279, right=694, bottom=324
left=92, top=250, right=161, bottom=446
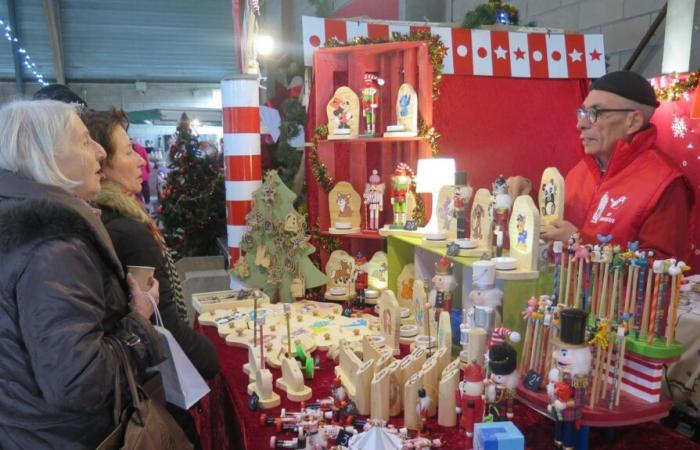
left=474, top=421, right=524, bottom=450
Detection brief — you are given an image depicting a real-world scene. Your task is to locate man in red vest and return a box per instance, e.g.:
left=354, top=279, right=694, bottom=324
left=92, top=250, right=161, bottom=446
left=542, top=71, right=693, bottom=258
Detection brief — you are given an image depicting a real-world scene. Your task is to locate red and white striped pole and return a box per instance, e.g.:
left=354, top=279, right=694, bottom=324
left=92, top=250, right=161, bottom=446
left=221, top=74, right=262, bottom=265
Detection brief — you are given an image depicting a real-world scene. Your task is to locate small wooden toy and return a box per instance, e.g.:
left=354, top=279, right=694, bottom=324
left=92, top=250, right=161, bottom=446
left=384, top=83, right=418, bottom=137
left=453, top=171, right=473, bottom=241
left=466, top=261, right=503, bottom=339
left=506, top=195, right=541, bottom=278
left=352, top=253, right=369, bottom=308
left=539, top=167, right=565, bottom=227
left=437, top=311, right=452, bottom=353
left=367, top=251, right=389, bottom=294
left=420, top=354, right=440, bottom=418
left=363, top=170, right=385, bottom=231
left=462, top=188, right=493, bottom=257
left=327, top=86, right=359, bottom=139
left=329, top=181, right=362, bottom=234
left=436, top=185, right=457, bottom=241
left=335, top=340, right=375, bottom=415
left=390, top=163, right=412, bottom=228
left=370, top=359, right=402, bottom=421
left=276, top=355, right=312, bottom=402
left=247, top=318, right=281, bottom=409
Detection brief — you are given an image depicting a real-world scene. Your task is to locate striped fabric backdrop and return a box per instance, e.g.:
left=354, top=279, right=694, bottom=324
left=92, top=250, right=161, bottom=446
left=302, top=16, right=606, bottom=79
left=221, top=75, right=262, bottom=264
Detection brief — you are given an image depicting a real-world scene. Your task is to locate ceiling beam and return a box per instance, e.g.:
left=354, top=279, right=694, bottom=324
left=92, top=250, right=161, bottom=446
left=43, top=0, right=65, bottom=85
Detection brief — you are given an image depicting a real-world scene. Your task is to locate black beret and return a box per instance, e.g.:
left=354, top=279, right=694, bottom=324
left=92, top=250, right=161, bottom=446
left=590, top=71, right=659, bottom=107
left=32, top=84, right=88, bottom=107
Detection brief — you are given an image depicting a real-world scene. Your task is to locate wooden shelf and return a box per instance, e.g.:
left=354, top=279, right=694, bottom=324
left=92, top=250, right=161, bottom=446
left=516, top=381, right=672, bottom=427
left=321, top=230, right=387, bottom=240
left=319, top=136, right=422, bottom=144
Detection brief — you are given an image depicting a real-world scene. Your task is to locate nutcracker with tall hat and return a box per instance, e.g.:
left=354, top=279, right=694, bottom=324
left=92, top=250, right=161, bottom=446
left=361, top=73, right=384, bottom=136
left=363, top=169, right=385, bottom=231
left=390, top=163, right=412, bottom=228
left=429, top=257, right=457, bottom=318
left=546, top=308, right=591, bottom=450
left=456, top=363, right=485, bottom=444
left=485, top=343, right=519, bottom=420
left=353, top=252, right=368, bottom=309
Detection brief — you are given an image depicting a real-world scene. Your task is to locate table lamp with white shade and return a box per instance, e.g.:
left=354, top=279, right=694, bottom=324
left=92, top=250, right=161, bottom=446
left=416, top=157, right=455, bottom=241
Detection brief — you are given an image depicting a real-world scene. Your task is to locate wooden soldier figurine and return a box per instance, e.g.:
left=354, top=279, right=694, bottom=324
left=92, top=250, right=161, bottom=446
left=361, top=74, right=384, bottom=136
left=456, top=363, right=485, bottom=443
left=453, top=171, right=473, bottom=239
left=485, top=343, right=519, bottom=420
left=352, top=252, right=368, bottom=309
left=546, top=308, right=591, bottom=450
left=429, top=257, right=457, bottom=318
left=363, top=169, right=385, bottom=231
left=390, top=163, right=412, bottom=228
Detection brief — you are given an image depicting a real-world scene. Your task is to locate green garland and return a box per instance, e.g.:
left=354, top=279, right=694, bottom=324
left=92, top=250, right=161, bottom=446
left=462, top=0, right=520, bottom=28
left=418, top=117, right=441, bottom=156
left=655, top=70, right=699, bottom=101
left=309, top=124, right=335, bottom=191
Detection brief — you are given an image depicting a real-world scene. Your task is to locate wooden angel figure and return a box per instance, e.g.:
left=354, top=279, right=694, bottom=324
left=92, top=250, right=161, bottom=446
left=456, top=363, right=485, bottom=440
left=485, top=343, right=519, bottom=420
left=546, top=308, right=591, bottom=450
left=361, top=74, right=384, bottom=136
left=363, top=169, right=385, bottom=230
left=390, top=163, right=412, bottom=228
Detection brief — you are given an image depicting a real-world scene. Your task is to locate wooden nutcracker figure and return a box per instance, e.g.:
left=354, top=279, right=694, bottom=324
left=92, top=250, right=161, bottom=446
left=453, top=172, right=473, bottom=239
left=390, top=163, right=412, bottom=228
left=361, top=74, right=384, bottom=136
left=546, top=308, right=591, bottom=450
left=491, top=175, right=512, bottom=250
left=363, top=169, right=385, bottom=231
left=353, top=252, right=368, bottom=308
left=485, top=343, right=519, bottom=420
left=456, top=363, right=485, bottom=442
left=429, top=257, right=457, bottom=317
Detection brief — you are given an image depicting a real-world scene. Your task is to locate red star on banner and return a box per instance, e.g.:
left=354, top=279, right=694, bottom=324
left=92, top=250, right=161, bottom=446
left=514, top=47, right=526, bottom=60
left=590, top=49, right=602, bottom=61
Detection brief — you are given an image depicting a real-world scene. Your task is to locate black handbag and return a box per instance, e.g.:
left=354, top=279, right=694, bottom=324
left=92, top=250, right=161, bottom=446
left=97, top=337, right=193, bottom=450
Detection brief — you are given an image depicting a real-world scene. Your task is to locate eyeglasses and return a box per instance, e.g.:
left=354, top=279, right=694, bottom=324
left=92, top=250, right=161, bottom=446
left=576, top=107, right=635, bottom=124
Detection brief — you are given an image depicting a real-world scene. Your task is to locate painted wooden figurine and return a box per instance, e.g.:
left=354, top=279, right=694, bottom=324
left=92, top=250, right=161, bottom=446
left=327, top=86, right=360, bottom=139
left=390, top=163, right=412, bottom=228
left=363, top=169, right=385, bottom=231
left=466, top=261, right=503, bottom=338
left=361, top=74, right=384, bottom=136
left=539, top=167, right=565, bottom=227
left=353, top=252, right=369, bottom=308
left=429, top=257, right=457, bottom=317
left=546, top=308, right=591, bottom=450
left=456, top=363, right=485, bottom=441
left=417, top=387, right=432, bottom=432
left=485, top=343, right=519, bottom=420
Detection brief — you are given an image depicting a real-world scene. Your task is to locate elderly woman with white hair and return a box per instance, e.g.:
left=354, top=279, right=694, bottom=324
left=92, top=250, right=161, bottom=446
left=0, top=100, right=168, bottom=449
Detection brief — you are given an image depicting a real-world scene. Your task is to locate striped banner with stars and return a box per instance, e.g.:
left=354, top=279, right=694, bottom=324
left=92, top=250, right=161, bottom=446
left=302, top=16, right=606, bottom=79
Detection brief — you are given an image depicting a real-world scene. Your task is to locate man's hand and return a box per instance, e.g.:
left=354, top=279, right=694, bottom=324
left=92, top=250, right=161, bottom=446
left=541, top=219, right=578, bottom=242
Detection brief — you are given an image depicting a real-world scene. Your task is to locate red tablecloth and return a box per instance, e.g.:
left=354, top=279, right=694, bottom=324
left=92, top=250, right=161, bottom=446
left=193, top=319, right=699, bottom=450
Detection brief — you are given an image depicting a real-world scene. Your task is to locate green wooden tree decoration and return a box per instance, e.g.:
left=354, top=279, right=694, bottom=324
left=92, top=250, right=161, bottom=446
left=232, top=170, right=328, bottom=302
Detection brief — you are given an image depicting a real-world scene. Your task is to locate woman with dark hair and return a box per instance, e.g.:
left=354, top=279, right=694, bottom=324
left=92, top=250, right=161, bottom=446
left=0, top=100, right=165, bottom=449
left=80, top=108, right=219, bottom=445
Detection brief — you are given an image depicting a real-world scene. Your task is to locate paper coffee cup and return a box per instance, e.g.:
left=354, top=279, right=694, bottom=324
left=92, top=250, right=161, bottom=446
left=127, top=265, right=155, bottom=290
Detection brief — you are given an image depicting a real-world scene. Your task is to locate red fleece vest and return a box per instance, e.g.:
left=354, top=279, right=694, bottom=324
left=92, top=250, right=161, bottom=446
left=565, top=126, right=682, bottom=248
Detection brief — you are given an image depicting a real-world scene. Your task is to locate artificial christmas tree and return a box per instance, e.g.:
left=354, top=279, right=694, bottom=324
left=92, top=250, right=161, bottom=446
left=159, top=113, right=226, bottom=257
left=233, top=170, right=327, bottom=302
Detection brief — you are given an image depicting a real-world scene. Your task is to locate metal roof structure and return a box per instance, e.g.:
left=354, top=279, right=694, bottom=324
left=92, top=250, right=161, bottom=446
left=0, top=0, right=238, bottom=84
